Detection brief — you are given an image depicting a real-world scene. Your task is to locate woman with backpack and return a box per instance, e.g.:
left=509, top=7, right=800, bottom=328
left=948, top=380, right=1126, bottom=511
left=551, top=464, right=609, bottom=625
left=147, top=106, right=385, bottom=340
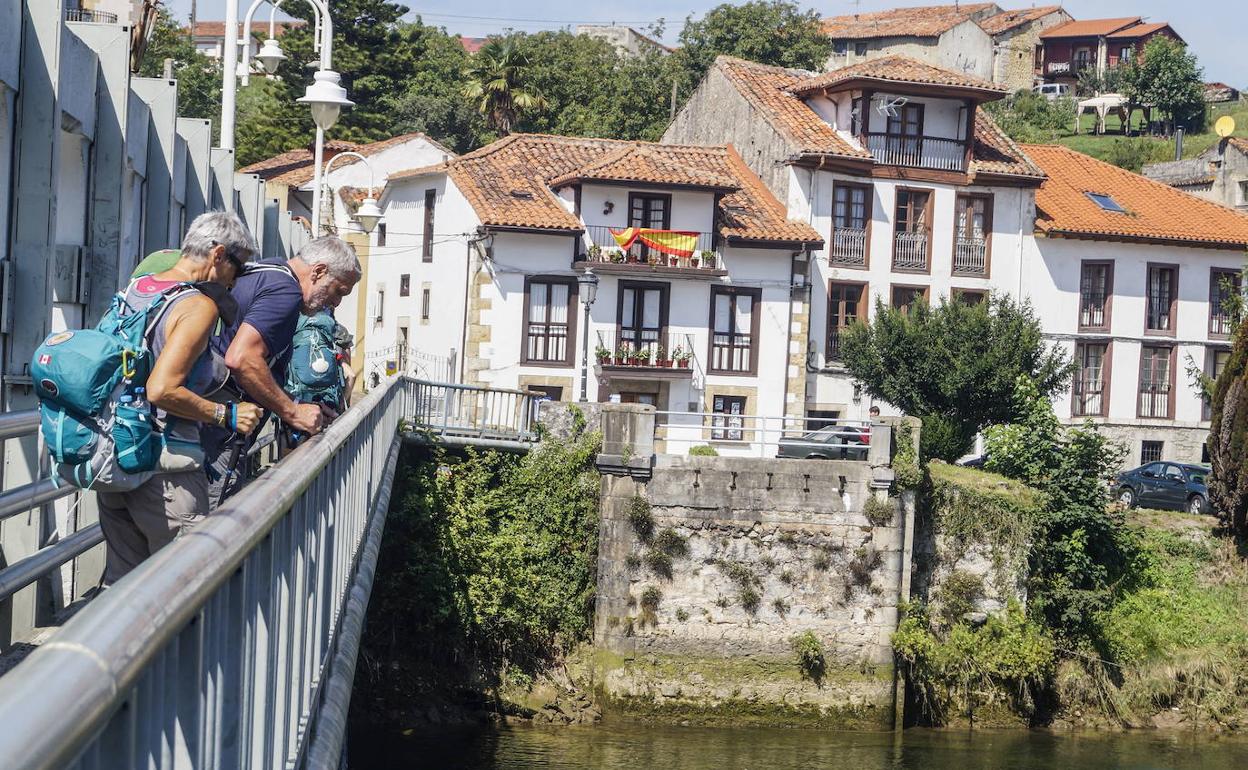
left=96, top=212, right=263, bottom=583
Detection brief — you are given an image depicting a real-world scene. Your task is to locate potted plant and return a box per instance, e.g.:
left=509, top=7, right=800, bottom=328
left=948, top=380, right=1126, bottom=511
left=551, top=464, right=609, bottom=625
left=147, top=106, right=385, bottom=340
left=673, top=347, right=691, bottom=368
left=587, top=244, right=602, bottom=261
left=633, top=346, right=651, bottom=366
left=655, top=345, right=672, bottom=367
left=668, top=255, right=679, bottom=267
left=614, top=343, right=631, bottom=366
left=626, top=250, right=640, bottom=264
left=609, top=249, right=625, bottom=264
left=689, top=255, right=700, bottom=268
left=595, top=344, right=611, bottom=364
left=648, top=253, right=661, bottom=266
left=697, top=250, right=715, bottom=269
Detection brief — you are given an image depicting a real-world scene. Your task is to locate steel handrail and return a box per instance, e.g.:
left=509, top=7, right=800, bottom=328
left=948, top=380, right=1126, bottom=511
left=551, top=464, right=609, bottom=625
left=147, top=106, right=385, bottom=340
left=0, top=524, right=104, bottom=602
left=0, top=409, right=39, bottom=441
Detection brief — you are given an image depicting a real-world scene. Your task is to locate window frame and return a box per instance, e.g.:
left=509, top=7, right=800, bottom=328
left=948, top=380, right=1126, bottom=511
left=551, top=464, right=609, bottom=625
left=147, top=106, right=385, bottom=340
left=1209, top=267, right=1241, bottom=340
left=1144, top=262, right=1178, bottom=336
left=951, top=193, right=993, bottom=277
left=1203, top=345, right=1232, bottom=421
left=616, top=279, right=670, bottom=358
left=1071, top=340, right=1111, bottom=418
left=420, top=287, right=431, bottom=322
left=1136, top=344, right=1177, bottom=419
left=1078, top=260, right=1114, bottom=331
left=952, top=288, right=987, bottom=305
left=710, top=394, right=748, bottom=441
left=521, top=275, right=579, bottom=368
left=827, top=280, right=868, bottom=363
left=399, top=273, right=410, bottom=297
left=707, top=286, right=762, bottom=376
left=892, top=187, right=934, bottom=273
left=830, top=182, right=872, bottom=269
left=889, top=283, right=929, bottom=313
left=1140, top=441, right=1164, bottom=465
left=422, top=189, right=436, bottom=262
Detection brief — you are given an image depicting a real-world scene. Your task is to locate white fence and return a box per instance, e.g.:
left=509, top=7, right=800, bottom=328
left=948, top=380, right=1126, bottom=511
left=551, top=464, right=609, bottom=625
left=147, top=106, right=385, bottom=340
left=654, top=411, right=875, bottom=459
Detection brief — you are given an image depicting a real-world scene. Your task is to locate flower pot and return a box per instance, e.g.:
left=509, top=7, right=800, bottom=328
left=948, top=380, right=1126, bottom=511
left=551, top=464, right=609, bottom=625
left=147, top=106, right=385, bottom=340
left=614, top=357, right=627, bottom=366
left=627, top=255, right=640, bottom=264
left=678, top=359, right=690, bottom=368
left=690, top=259, right=700, bottom=268
left=668, top=257, right=678, bottom=267
left=661, top=360, right=673, bottom=368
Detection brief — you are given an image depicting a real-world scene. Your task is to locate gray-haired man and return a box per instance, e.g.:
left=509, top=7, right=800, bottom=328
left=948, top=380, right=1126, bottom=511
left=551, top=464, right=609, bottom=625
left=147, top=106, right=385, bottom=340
left=203, top=236, right=361, bottom=502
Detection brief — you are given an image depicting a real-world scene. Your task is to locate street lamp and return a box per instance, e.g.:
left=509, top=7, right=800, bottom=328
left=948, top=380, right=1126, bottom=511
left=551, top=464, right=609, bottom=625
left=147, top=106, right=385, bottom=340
left=321, top=150, right=381, bottom=234
left=577, top=268, right=600, bottom=402
left=241, top=0, right=287, bottom=85
left=298, top=69, right=353, bottom=131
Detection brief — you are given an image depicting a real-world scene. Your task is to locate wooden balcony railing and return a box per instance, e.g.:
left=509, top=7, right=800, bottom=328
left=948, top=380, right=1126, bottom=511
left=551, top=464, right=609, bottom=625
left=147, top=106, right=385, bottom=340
left=892, top=231, right=928, bottom=271
left=952, top=236, right=987, bottom=275
left=830, top=227, right=867, bottom=267
left=864, top=133, right=965, bottom=172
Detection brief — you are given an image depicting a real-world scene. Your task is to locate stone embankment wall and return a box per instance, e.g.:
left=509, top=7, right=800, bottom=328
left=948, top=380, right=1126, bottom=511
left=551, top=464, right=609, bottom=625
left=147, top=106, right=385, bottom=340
left=593, top=450, right=915, bottom=728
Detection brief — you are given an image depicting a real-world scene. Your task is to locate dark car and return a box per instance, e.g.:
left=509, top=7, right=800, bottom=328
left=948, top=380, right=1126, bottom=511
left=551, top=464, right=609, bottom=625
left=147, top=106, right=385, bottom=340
left=1114, top=461, right=1211, bottom=515
left=776, top=425, right=869, bottom=460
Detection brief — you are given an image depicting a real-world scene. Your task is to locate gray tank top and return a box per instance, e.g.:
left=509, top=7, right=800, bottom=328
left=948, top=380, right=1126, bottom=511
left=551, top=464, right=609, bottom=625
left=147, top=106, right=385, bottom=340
left=123, top=276, right=223, bottom=444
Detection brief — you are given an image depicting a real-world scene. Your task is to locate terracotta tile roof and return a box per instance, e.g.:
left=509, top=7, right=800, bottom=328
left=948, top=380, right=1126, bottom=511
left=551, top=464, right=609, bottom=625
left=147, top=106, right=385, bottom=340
left=1025, top=144, right=1248, bottom=248
left=710, top=56, right=1041, bottom=180
left=791, top=54, right=1007, bottom=99
left=978, top=6, right=1064, bottom=36
left=714, top=56, right=869, bottom=160
left=392, top=133, right=821, bottom=245
left=189, top=20, right=303, bottom=38
left=459, top=36, right=487, bottom=54
left=1040, top=17, right=1141, bottom=39
left=548, top=144, right=739, bottom=190
left=1107, top=22, right=1173, bottom=39
left=241, top=132, right=455, bottom=188
left=822, top=4, right=996, bottom=39
left=1228, top=137, right=1248, bottom=155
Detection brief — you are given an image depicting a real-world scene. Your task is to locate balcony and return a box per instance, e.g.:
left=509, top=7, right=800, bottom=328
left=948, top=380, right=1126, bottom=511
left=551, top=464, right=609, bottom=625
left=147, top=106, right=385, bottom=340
left=1072, top=379, right=1104, bottom=417
left=575, top=225, right=726, bottom=278
left=65, top=8, right=119, bottom=23
left=830, top=227, right=867, bottom=267
left=892, top=231, right=928, bottom=271
left=1080, top=293, right=1108, bottom=328
left=952, top=236, right=987, bottom=276
left=1139, top=384, right=1171, bottom=418
left=864, top=133, right=965, bottom=172
left=595, top=331, right=695, bottom=380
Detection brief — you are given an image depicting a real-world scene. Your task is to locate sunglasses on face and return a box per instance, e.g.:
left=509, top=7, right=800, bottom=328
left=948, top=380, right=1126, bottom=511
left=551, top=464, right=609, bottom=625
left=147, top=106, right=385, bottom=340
left=212, top=241, right=247, bottom=272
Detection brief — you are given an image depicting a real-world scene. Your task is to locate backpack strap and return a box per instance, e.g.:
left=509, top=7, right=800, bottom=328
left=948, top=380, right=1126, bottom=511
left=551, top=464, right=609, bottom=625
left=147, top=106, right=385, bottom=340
left=240, top=262, right=300, bottom=366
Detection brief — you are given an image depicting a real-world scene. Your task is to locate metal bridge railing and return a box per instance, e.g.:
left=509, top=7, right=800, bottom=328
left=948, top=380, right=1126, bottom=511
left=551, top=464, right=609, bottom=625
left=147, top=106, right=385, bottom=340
left=409, top=379, right=540, bottom=443
left=0, top=376, right=418, bottom=770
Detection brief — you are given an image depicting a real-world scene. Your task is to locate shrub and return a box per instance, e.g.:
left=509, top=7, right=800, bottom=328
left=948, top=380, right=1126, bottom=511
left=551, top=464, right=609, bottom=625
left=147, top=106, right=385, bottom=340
left=639, top=586, right=662, bottom=625
left=863, top=495, right=895, bottom=526
left=791, top=630, right=827, bottom=684
left=625, top=553, right=641, bottom=571
left=675, top=608, right=689, bottom=623
left=812, top=552, right=832, bottom=571
left=778, top=531, right=797, bottom=547
left=937, top=570, right=985, bottom=627
left=627, top=494, right=654, bottom=542
left=779, top=569, right=796, bottom=586
left=644, top=549, right=673, bottom=579
left=760, top=555, right=778, bottom=572
left=653, top=527, right=689, bottom=557
left=739, top=586, right=761, bottom=614
left=772, top=598, right=790, bottom=617
left=689, top=445, right=718, bottom=457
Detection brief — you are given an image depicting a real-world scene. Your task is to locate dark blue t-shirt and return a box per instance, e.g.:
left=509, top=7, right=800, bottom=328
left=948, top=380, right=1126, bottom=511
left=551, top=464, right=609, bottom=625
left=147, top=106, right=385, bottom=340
left=204, top=263, right=302, bottom=461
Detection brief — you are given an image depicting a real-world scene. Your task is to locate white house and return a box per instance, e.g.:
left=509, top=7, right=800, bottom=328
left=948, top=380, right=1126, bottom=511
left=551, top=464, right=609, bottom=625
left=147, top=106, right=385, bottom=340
left=354, top=134, right=823, bottom=455
left=664, top=55, right=1046, bottom=426
left=1023, top=144, right=1248, bottom=467
left=822, top=4, right=999, bottom=81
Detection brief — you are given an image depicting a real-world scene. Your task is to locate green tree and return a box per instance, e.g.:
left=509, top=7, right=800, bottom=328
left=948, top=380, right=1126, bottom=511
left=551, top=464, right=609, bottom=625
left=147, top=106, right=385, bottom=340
left=462, top=38, right=546, bottom=135
left=389, top=21, right=485, bottom=153
left=839, top=294, right=1072, bottom=460
left=984, top=90, right=1075, bottom=143
left=1117, top=37, right=1206, bottom=133
left=137, top=6, right=221, bottom=130
left=1208, top=320, right=1248, bottom=537
left=673, top=1, right=832, bottom=97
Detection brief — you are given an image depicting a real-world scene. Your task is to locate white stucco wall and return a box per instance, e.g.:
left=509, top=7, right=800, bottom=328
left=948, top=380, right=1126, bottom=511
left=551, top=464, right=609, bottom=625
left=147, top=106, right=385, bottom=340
left=577, top=183, right=717, bottom=234
left=824, top=21, right=993, bottom=79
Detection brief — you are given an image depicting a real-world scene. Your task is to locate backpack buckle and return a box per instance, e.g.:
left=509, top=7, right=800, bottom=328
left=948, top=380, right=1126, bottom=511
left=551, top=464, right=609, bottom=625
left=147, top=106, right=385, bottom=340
left=121, top=349, right=136, bottom=378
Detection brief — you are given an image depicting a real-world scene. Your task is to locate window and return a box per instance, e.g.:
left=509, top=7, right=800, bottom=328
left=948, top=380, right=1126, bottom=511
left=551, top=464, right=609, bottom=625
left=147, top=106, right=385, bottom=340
left=890, top=285, right=928, bottom=313
left=827, top=282, right=866, bottom=361
left=831, top=184, right=870, bottom=267
left=1141, top=441, right=1163, bottom=465
left=885, top=104, right=924, bottom=140
left=399, top=274, right=410, bottom=297
left=953, top=195, right=991, bottom=275
left=709, top=287, right=759, bottom=374
left=621, top=391, right=658, bottom=405
left=523, top=278, right=576, bottom=365
left=617, top=281, right=668, bottom=361
left=1204, top=347, right=1231, bottom=420
left=1119, top=46, right=1133, bottom=63
left=953, top=288, right=986, bottom=305
left=1079, top=261, right=1113, bottom=329
left=628, top=193, right=672, bottom=262
left=1210, top=268, right=1241, bottom=338
left=833, top=40, right=847, bottom=54
left=711, top=394, right=746, bottom=441
left=854, top=42, right=868, bottom=56
left=421, top=288, right=430, bottom=321
left=1072, top=342, right=1108, bottom=416
left=805, top=409, right=840, bottom=431
left=1239, top=180, right=1248, bottom=205
left=893, top=189, right=931, bottom=271
left=529, top=385, right=563, bottom=402
left=377, top=221, right=387, bottom=247
left=850, top=96, right=866, bottom=136
left=373, top=287, right=384, bottom=324
left=422, top=189, right=436, bottom=262
left=1146, top=264, right=1177, bottom=333
left=1138, top=345, right=1173, bottom=418
left=1086, top=192, right=1126, bottom=213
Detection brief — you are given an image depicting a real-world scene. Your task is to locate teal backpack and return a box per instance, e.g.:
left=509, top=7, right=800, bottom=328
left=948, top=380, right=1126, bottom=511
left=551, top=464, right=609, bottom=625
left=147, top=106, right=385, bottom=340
left=31, top=282, right=199, bottom=491
left=285, top=312, right=345, bottom=407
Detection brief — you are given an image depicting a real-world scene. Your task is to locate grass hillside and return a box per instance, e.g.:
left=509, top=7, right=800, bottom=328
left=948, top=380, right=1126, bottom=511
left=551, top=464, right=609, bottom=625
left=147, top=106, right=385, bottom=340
left=1053, top=101, right=1248, bottom=167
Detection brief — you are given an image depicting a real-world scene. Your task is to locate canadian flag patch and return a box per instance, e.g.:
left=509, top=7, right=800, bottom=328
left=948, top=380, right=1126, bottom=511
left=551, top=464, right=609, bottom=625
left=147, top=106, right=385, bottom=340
left=38, top=354, right=51, bottom=365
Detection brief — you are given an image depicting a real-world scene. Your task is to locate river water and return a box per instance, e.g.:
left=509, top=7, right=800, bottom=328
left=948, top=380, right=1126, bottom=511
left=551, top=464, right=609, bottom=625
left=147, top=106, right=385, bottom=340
left=350, top=722, right=1248, bottom=769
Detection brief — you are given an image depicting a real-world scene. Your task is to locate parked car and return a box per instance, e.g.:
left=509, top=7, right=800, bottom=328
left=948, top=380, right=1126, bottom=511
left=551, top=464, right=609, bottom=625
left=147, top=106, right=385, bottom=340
left=1113, top=462, right=1211, bottom=515
left=1032, top=82, right=1071, bottom=101
left=776, top=425, right=869, bottom=460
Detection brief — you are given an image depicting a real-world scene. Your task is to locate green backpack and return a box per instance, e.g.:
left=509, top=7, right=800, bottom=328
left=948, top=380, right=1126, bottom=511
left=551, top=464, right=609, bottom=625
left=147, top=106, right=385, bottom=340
left=285, top=312, right=346, bottom=407
left=31, top=282, right=199, bottom=491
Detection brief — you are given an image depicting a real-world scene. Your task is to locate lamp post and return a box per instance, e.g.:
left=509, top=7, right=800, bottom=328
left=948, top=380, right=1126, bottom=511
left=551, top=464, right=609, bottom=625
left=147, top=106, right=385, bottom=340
left=577, top=269, right=600, bottom=402
left=320, top=150, right=382, bottom=234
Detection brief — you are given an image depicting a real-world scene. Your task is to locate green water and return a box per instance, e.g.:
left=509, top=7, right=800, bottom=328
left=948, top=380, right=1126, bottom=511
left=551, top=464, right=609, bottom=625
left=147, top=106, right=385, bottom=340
left=350, top=722, right=1248, bottom=769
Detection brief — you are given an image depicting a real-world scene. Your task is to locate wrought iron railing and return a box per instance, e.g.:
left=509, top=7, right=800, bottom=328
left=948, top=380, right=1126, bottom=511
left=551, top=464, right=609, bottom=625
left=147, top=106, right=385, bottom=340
left=580, top=225, right=721, bottom=270
left=1146, top=294, right=1173, bottom=331
left=952, top=236, right=987, bottom=275
left=65, top=8, right=119, bottom=23
left=1072, top=378, right=1104, bottom=416
left=596, top=330, right=697, bottom=370
left=892, top=231, right=928, bottom=271
left=1139, top=383, right=1171, bottom=418
left=864, top=133, right=965, bottom=172
left=830, top=226, right=867, bottom=267
left=1211, top=310, right=1235, bottom=337
left=1079, top=292, right=1108, bottom=328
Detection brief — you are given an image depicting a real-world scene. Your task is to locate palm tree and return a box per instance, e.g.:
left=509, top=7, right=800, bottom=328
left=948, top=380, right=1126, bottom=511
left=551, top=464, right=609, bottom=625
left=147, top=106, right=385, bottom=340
left=462, top=38, right=545, bottom=135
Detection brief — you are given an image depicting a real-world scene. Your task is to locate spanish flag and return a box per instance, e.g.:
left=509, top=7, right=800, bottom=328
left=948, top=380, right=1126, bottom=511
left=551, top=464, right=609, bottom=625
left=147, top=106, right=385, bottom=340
left=610, top=228, right=699, bottom=258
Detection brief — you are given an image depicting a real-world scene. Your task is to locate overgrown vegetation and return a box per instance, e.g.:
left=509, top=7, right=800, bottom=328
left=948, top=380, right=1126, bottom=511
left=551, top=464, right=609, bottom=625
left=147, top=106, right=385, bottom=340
left=1208, top=311, right=1248, bottom=537
left=863, top=495, right=895, bottom=527
left=353, top=422, right=601, bottom=727
left=688, top=445, right=719, bottom=457
left=790, top=631, right=827, bottom=685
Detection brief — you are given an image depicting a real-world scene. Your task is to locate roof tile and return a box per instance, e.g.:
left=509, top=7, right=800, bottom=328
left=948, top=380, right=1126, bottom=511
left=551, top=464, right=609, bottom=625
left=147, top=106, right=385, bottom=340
left=822, top=3, right=996, bottom=39
left=1025, top=144, right=1248, bottom=247
left=978, top=6, right=1064, bottom=36
left=1039, top=17, right=1142, bottom=39
left=791, top=54, right=1007, bottom=98
left=548, top=144, right=739, bottom=190
left=241, top=132, right=455, bottom=188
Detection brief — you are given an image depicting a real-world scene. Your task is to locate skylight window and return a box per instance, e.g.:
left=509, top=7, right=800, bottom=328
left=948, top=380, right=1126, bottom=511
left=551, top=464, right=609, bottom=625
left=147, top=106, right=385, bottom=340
left=1086, top=192, right=1127, bottom=213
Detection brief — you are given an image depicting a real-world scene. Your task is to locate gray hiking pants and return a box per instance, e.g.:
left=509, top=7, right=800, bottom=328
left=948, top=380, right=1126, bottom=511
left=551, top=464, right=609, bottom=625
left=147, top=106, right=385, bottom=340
left=97, top=469, right=209, bottom=585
